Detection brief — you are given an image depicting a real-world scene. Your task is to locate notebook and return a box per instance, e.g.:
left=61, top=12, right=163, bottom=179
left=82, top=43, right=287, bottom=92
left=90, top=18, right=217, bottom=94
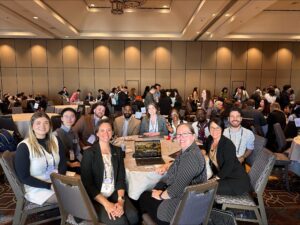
left=133, top=140, right=165, bottom=166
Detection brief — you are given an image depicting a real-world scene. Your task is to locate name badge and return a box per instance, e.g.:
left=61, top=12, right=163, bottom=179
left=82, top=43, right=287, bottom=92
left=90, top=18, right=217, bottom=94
left=87, top=135, right=96, bottom=144
left=44, top=165, right=57, bottom=180
left=104, top=177, right=113, bottom=184
left=73, top=139, right=78, bottom=144
left=69, top=150, right=75, bottom=161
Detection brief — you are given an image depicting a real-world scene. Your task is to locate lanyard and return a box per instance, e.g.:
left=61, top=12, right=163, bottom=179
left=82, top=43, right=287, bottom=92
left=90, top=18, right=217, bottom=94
left=41, top=147, right=56, bottom=168
left=229, top=128, right=244, bottom=155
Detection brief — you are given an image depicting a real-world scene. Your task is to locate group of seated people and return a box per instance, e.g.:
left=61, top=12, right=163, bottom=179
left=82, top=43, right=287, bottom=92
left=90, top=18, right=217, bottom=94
left=12, top=96, right=261, bottom=224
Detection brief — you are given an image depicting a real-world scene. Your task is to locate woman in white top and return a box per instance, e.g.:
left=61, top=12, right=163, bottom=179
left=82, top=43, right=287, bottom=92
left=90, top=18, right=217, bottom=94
left=166, top=108, right=187, bottom=137
left=15, top=112, right=67, bottom=205
left=81, top=119, right=138, bottom=225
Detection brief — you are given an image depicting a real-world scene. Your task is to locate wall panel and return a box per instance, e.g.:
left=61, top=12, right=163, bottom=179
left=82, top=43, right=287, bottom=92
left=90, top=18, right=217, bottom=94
left=110, top=41, right=125, bottom=69
left=156, top=42, right=171, bottom=69
left=1, top=68, right=17, bottom=94
left=141, top=41, right=156, bottom=69
left=277, top=43, right=293, bottom=70
left=47, top=40, right=63, bottom=67
left=186, top=42, right=201, bottom=69
left=215, top=70, right=231, bottom=95
left=201, top=42, right=217, bottom=69
left=48, top=68, right=63, bottom=100
left=32, top=68, right=48, bottom=95
left=78, top=40, right=94, bottom=68
left=0, top=39, right=16, bottom=67
left=276, top=70, right=291, bottom=88
left=141, top=69, right=155, bottom=94
left=171, top=42, right=186, bottom=69
left=63, top=68, right=79, bottom=92
left=125, top=41, right=140, bottom=69
left=217, top=42, right=232, bottom=69
left=110, top=69, right=125, bottom=87
left=31, top=40, right=47, bottom=67
left=291, top=70, right=300, bottom=99
left=156, top=69, right=170, bottom=89
left=246, top=70, right=261, bottom=93
left=232, top=42, right=247, bottom=69
left=292, top=42, right=300, bottom=69
left=200, top=70, right=216, bottom=94
left=62, top=40, right=78, bottom=68
left=185, top=70, right=200, bottom=98
left=94, top=40, right=109, bottom=68
left=15, top=40, right=31, bottom=67
left=261, top=70, right=276, bottom=88
left=79, top=68, right=95, bottom=95
left=17, top=68, right=32, bottom=94
left=171, top=70, right=185, bottom=99
left=262, top=42, right=277, bottom=70
left=95, top=69, right=110, bottom=92
left=247, top=42, right=263, bottom=69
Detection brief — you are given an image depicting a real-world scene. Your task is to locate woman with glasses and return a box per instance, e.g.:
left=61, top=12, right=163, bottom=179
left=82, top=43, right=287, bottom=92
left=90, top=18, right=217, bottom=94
left=54, top=107, right=81, bottom=174
left=14, top=111, right=67, bottom=205
left=204, top=117, right=250, bottom=195
left=138, top=123, right=207, bottom=225
left=139, top=102, right=168, bottom=136
left=81, top=119, right=138, bottom=225
left=166, top=108, right=187, bottom=137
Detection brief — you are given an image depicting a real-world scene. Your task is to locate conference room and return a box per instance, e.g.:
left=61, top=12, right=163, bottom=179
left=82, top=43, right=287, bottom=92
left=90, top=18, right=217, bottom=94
left=0, top=0, right=300, bottom=225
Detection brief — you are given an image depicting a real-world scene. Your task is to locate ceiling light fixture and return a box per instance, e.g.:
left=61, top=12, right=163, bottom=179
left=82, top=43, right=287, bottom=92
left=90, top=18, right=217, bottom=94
left=33, top=16, right=39, bottom=20
left=110, top=0, right=146, bottom=14
left=90, top=4, right=95, bottom=7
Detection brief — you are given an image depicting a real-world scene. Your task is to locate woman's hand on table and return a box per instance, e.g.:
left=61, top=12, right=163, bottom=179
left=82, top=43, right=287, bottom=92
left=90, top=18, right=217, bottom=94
left=155, top=162, right=171, bottom=175
left=151, top=189, right=163, bottom=200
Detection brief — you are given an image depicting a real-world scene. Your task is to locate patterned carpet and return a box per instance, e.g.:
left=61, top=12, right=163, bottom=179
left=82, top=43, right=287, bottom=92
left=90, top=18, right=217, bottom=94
left=0, top=175, right=300, bottom=225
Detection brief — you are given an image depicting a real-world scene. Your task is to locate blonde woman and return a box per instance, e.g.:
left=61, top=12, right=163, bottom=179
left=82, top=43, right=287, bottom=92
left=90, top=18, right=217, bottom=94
left=15, top=111, right=67, bottom=205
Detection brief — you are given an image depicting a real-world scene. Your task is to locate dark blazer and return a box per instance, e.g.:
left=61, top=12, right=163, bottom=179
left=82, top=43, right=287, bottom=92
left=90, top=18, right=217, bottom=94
left=81, top=143, right=126, bottom=199
left=139, top=115, right=168, bottom=136
left=205, top=135, right=250, bottom=195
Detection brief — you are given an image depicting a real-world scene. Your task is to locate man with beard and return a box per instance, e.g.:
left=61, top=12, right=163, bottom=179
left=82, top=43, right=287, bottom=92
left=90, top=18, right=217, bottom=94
left=192, top=108, right=210, bottom=145
left=223, top=107, right=255, bottom=164
left=113, top=104, right=141, bottom=137
left=73, top=102, right=108, bottom=149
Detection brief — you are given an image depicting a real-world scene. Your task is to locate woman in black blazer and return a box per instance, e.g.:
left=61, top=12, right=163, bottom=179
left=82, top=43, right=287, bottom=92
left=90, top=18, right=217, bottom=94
left=205, top=117, right=250, bottom=195
left=81, top=119, right=138, bottom=225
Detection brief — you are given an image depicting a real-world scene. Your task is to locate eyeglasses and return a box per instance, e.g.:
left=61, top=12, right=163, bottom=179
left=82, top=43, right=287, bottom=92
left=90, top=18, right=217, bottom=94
left=210, top=126, right=222, bottom=131
left=176, top=132, right=193, bottom=138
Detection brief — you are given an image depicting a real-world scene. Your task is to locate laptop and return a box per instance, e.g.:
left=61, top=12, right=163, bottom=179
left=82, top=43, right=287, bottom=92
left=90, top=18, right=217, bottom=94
left=133, top=140, right=165, bottom=166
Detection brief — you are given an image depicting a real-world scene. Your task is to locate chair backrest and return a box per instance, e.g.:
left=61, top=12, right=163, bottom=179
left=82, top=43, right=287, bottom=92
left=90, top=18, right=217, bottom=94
left=171, top=180, right=218, bottom=225
left=77, top=105, right=86, bottom=115
left=12, top=106, right=23, bottom=114
left=50, top=173, right=99, bottom=224
left=45, top=106, right=55, bottom=113
left=0, top=116, right=20, bottom=134
left=248, top=148, right=276, bottom=195
left=246, top=134, right=267, bottom=166
left=273, top=123, right=286, bottom=152
left=51, top=115, right=62, bottom=131
left=0, top=151, right=25, bottom=200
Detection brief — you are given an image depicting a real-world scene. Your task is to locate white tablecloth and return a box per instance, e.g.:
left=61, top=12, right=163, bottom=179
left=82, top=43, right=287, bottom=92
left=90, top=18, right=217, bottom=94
left=289, top=136, right=300, bottom=176
left=12, top=113, right=59, bottom=138
left=114, top=136, right=212, bottom=200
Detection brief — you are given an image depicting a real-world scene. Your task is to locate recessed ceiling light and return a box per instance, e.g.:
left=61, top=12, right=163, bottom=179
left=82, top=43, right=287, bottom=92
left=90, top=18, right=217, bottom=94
left=196, top=31, right=200, bottom=34
left=230, top=16, right=235, bottom=22
left=206, top=31, right=211, bottom=35
left=90, top=3, right=95, bottom=7
left=209, top=34, right=213, bottom=38
left=33, top=16, right=38, bottom=20
left=163, top=5, right=168, bottom=8
left=225, top=14, right=230, bottom=17
left=65, top=36, right=69, bottom=38
left=212, top=13, right=217, bottom=17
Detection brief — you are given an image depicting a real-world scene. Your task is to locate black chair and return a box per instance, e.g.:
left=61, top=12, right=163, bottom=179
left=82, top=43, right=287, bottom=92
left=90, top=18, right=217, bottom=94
left=50, top=115, right=62, bottom=131
left=77, top=104, right=86, bottom=116
left=143, top=180, right=218, bottom=225
left=0, top=116, right=23, bottom=141
left=0, top=151, right=60, bottom=225
left=246, top=134, right=267, bottom=166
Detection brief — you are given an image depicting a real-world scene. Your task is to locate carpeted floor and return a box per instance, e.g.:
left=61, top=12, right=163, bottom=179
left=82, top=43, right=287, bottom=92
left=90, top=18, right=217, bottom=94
left=0, top=174, right=300, bottom=225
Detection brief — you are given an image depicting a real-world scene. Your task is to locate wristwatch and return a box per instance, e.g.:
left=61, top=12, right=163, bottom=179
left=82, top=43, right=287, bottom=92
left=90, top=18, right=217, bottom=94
left=118, top=196, right=125, bottom=201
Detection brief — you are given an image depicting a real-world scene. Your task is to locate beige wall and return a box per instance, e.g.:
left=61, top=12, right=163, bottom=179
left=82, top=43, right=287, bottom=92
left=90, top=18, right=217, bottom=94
left=0, top=39, right=299, bottom=102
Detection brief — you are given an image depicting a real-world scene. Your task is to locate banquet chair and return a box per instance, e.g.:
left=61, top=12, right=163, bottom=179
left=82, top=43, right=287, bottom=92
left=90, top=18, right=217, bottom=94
left=142, top=180, right=218, bottom=225
left=245, top=134, right=267, bottom=167
left=45, top=106, right=55, bottom=113
left=215, top=149, right=276, bottom=225
left=0, top=151, right=60, bottom=225
left=273, top=123, right=292, bottom=191
left=50, top=173, right=105, bottom=225
left=12, top=106, right=23, bottom=114
left=0, top=116, right=23, bottom=142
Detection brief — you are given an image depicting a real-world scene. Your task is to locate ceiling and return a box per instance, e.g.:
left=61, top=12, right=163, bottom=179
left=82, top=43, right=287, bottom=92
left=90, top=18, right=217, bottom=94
left=0, top=0, right=300, bottom=41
